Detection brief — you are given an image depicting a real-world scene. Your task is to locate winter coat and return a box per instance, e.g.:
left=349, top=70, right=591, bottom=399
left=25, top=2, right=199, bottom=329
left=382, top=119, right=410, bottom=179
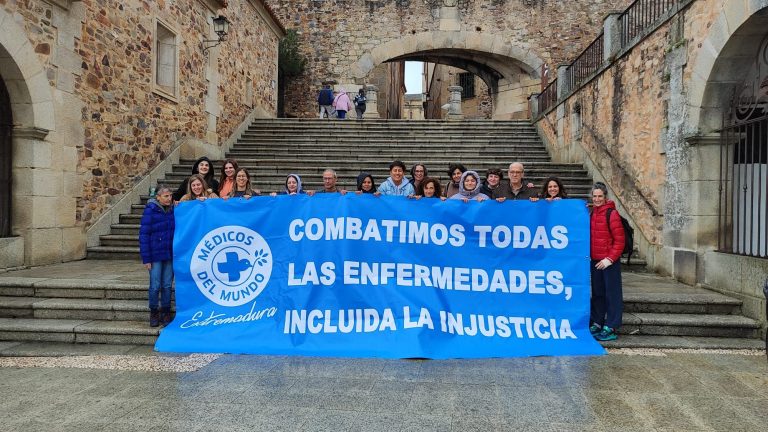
left=318, top=88, right=334, bottom=105
left=139, top=200, right=175, bottom=264
left=354, top=94, right=367, bottom=110
left=378, top=177, right=415, bottom=196
left=450, top=171, right=490, bottom=201
left=333, top=91, right=352, bottom=112
left=173, top=157, right=219, bottom=201
left=492, top=180, right=534, bottom=200
left=444, top=181, right=461, bottom=198
left=590, top=200, right=625, bottom=263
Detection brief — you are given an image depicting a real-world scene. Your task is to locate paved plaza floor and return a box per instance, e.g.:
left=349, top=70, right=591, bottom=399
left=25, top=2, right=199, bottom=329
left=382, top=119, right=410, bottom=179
left=0, top=349, right=766, bottom=431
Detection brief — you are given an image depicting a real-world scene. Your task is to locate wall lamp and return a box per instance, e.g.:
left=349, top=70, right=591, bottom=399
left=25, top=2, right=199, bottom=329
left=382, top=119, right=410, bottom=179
left=202, top=15, right=231, bottom=54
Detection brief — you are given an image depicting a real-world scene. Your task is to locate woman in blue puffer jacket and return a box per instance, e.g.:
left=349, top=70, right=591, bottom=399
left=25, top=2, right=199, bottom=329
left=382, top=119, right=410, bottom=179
left=139, top=185, right=175, bottom=327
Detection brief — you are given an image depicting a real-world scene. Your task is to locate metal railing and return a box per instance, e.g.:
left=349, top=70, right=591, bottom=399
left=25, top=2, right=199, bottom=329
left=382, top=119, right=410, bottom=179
left=620, top=0, right=678, bottom=47
left=718, top=116, right=768, bottom=258
left=539, top=78, right=557, bottom=114
left=566, top=33, right=604, bottom=90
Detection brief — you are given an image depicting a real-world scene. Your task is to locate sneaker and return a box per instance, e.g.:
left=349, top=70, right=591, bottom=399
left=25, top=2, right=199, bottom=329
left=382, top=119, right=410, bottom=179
left=595, top=326, right=618, bottom=341
left=589, top=323, right=602, bottom=336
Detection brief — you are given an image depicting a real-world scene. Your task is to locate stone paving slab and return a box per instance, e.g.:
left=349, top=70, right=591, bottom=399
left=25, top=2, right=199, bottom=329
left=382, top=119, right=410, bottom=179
left=0, top=351, right=764, bottom=431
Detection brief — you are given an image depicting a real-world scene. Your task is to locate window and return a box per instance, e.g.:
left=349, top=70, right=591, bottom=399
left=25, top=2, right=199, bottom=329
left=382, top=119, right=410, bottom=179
left=458, top=73, right=475, bottom=99
left=245, top=77, right=253, bottom=107
left=154, top=19, right=178, bottom=99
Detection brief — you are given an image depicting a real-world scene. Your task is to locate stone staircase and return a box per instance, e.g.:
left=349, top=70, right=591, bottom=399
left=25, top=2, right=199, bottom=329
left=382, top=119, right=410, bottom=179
left=0, top=119, right=762, bottom=351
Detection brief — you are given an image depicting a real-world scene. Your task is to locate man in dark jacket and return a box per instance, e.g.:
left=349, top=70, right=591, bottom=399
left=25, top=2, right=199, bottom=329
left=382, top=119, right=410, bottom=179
left=493, top=162, right=535, bottom=201
left=318, top=85, right=334, bottom=119
left=139, top=185, right=175, bottom=327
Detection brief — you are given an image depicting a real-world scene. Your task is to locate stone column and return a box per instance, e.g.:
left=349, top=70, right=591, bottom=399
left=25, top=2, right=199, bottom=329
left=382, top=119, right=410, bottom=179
left=603, top=12, right=623, bottom=62
left=556, top=64, right=570, bottom=100
left=529, top=93, right=540, bottom=118
left=447, top=86, right=463, bottom=120
left=364, top=85, right=380, bottom=119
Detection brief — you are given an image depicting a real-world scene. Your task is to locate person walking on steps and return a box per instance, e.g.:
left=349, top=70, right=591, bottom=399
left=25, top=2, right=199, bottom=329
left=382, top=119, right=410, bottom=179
left=139, top=185, right=175, bottom=328
left=354, top=88, right=367, bottom=119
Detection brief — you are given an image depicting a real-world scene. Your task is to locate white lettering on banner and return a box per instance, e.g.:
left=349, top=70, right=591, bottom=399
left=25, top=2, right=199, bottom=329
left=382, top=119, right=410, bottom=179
left=180, top=302, right=277, bottom=329
left=289, top=218, right=466, bottom=246
left=438, top=312, right=576, bottom=339
left=283, top=307, right=576, bottom=340
left=474, top=225, right=569, bottom=249
left=286, top=308, right=398, bottom=334
left=338, top=261, right=573, bottom=300
left=288, top=218, right=569, bottom=250
left=287, top=262, right=336, bottom=286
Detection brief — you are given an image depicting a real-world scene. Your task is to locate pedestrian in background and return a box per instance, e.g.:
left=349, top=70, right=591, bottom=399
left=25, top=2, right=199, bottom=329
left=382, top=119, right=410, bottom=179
left=354, top=88, right=367, bottom=119
left=318, top=84, right=334, bottom=119
left=139, top=185, right=175, bottom=328
left=333, top=88, right=352, bottom=120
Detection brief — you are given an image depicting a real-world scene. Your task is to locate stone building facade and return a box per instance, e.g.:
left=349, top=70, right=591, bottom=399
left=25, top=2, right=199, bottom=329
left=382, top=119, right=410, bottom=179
left=533, top=0, right=768, bottom=320
left=0, top=0, right=283, bottom=270
left=424, top=64, right=495, bottom=119
left=265, top=0, right=633, bottom=119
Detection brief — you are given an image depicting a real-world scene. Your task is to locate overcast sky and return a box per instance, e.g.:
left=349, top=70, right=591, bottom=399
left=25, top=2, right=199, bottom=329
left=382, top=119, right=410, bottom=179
left=404, top=62, right=423, bottom=94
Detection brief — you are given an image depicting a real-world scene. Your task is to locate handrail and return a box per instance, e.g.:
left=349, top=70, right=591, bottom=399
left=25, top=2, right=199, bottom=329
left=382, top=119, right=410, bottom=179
left=539, top=78, right=558, bottom=113
left=619, top=0, right=678, bottom=47
left=566, top=33, right=604, bottom=90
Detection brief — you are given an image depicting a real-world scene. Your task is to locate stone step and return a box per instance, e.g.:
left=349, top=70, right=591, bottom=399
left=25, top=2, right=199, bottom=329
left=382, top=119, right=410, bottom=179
left=0, top=297, right=149, bottom=321
left=226, top=151, right=551, bottom=159
left=620, top=312, right=761, bottom=338
left=0, top=279, right=146, bottom=300
left=110, top=223, right=141, bottom=235
left=236, top=136, right=543, bottom=143
left=178, top=159, right=584, bottom=170
left=624, top=292, right=741, bottom=315
left=86, top=246, right=141, bottom=260
left=99, top=235, right=140, bottom=248
left=601, top=335, right=766, bottom=350
left=0, top=341, right=155, bottom=356
left=0, top=318, right=159, bottom=345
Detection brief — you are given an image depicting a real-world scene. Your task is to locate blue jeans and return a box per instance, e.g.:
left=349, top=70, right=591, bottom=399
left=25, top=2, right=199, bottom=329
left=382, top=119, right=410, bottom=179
left=337, top=110, right=347, bottom=119
left=148, top=260, right=173, bottom=310
left=590, top=260, right=623, bottom=329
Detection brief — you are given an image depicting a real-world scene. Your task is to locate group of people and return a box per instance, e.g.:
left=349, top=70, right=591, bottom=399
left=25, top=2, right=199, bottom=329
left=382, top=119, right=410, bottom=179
left=318, top=85, right=367, bottom=120
left=140, top=156, right=626, bottom=342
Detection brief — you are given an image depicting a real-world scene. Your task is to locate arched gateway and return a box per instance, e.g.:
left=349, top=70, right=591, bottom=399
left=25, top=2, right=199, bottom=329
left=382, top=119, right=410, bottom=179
left=348, top=31, right=544, bottom=119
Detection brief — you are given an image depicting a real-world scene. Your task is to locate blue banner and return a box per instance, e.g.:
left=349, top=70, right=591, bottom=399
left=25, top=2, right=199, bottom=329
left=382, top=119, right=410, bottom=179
left=156, top=194, right=605, bottom=358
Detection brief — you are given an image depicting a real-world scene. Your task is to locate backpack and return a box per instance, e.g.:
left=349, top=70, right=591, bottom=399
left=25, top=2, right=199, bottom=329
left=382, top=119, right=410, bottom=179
left=606, top=208, right=634, bottom=265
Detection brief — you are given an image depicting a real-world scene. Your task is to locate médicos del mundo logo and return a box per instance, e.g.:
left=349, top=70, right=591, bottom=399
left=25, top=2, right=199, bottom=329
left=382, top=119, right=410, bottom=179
left=190, top=226, right=273, bottom=307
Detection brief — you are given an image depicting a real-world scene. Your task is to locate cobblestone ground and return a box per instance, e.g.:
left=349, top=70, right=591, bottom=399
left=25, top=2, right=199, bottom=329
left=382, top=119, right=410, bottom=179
left=0, top=350, right=766, bottom=431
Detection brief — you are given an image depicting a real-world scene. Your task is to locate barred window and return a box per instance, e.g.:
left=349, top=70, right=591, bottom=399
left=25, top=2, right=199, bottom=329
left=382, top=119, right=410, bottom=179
left=458, top=73, right=475, bottom=99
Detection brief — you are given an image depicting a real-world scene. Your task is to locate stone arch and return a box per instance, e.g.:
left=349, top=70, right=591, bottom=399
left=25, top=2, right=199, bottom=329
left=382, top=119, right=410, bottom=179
left=349, top=31, right=544, bottom=119
left=687, top=1, right=768, bottom=134
left=0, top=9, right=55, bottom=132
left=350, top=31, right=543, bottom=80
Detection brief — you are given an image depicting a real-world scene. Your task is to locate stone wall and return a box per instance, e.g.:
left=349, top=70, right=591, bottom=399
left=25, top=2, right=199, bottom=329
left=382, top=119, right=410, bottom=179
left=0, top=0, right=282, bottom=267
left=533, top=0, right=768, bottom=321
left=265, top=0, right=633, bottom=118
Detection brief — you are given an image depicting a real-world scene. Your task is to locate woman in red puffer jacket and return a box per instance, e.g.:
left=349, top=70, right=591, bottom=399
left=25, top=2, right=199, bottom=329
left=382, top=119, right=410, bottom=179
left=589, top=182, right=625, bottom=342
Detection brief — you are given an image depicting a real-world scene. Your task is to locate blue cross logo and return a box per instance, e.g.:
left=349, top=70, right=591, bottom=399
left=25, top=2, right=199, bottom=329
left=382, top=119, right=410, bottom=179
left=216, top=252, right=252, bottom=283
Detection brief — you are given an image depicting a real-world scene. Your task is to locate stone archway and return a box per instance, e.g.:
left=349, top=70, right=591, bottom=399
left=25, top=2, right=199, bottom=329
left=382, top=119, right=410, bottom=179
left=686, top=1, right=768, bottom=134
left=0, top=7, right=70, bottom=268
left=349, top=31, right=544, bottom=119
left=0, top=75, right=10, bottom=238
